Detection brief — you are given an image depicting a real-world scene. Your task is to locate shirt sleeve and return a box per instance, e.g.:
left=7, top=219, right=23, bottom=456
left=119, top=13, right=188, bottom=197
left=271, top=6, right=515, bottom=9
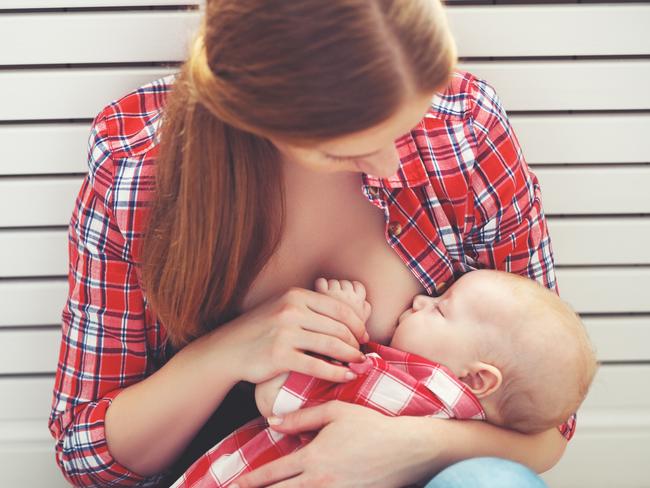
left=47, top=110, right=169, bottom=486
left=463, top=76, right=576, bottom=441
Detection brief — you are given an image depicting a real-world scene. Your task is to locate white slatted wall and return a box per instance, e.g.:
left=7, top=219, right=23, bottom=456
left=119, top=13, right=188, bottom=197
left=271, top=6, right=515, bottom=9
left=0, top=1, right=648, bottom=487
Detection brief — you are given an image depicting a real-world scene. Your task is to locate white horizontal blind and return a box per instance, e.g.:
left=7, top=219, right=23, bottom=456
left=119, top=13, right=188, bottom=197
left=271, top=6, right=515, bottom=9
left=0, top=2, right=648, bottom=487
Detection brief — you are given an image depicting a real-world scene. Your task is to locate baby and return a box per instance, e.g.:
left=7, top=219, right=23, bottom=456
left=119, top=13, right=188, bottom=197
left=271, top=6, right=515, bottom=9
left=172, top=269, right=598, bottom=487
left=255, top=268, right=598, bottom=434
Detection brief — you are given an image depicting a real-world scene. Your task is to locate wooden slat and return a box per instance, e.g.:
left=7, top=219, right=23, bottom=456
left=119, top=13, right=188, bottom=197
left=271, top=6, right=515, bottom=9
left=0, top=124, right=89, bottom=175
left=583, top=317, right=650, bottom=363
left=0, top=177, right=81, bottom=227
left=0, top=447, right=69, bottom=488
left=1, top=4, right=648, bottom=64
left=0, top=68, right=176, bottom=121
left=4, top=364, right=648, bottom=427
left=2, top=114, right=648, bottom=177
left=458, top=60, right=650, bottom=111
left=0, top=0, right=198, bottom=6
left=448, top=4, right=650, bottom=57
left=6, top=365, right=650, bottom=423
left=0, top=11, right=200, bottom=65
left=511, top=114, right=650, bottom=165
left=0, top=280, right=67, bottom=327
left=544, top=363, right=650, bottom=487
left=0, top=377, right=53, bottom=421
left=535, top=167, right=650, bottom=215
left=547, top=218, right=650, bottom=266
left=0, top=230, right=68, bottom=277
left=2, top=315, right=647, bottom=376
left=2, top=165, right=647, bottom=228
left=542, top=428, right=650, bottom=488
left=2, top=364, right=648, bottom=423
left=1, top=268, right=647, bottom=327
left=0, top=330, right=60, bottom=374
left=1, top=62, right=648, bottom=121
left=2, top=217, right=649, bottom=278
left=582, top=365, right=650, bottom=412
left=556, top=268, right=650, bottom=314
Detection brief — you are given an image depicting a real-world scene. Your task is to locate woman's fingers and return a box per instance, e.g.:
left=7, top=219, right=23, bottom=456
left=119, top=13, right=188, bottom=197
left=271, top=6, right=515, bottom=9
left=299, top=289, right=368, bottom=343
left=296, top=330, right=365, bottom=364
left=295, top=311, right=359, bottom=349
left=267, top=401, right=342, bottom=433
left=231, top=450, right=304, bottom=488
left=292, top=351, right=359, bottom=383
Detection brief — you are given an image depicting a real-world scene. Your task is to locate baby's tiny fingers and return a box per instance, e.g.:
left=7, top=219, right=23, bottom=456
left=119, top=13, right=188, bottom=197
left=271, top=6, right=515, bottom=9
left=327, top=279, right=342, bottom=291
left=352, top=280, right=366, bottom=299
left=314, top=277, right=328, bottom=293
left=340, top=280, right=354, bottom=292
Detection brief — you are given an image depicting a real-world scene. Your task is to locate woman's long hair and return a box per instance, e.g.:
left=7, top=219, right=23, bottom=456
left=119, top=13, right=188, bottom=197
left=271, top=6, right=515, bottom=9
left=141, top=0, right=458, bottom=350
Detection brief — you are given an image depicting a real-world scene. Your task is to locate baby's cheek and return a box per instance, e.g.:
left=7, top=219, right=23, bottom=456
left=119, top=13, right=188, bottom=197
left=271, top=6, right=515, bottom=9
left=388, top=323, right=412, bottom=351
left=389, top=318, right=436, bottom=359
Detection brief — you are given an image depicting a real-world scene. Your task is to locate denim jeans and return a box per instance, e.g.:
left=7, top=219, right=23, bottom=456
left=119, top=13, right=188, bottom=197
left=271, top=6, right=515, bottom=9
left=422, top=457, right=547, bottom=487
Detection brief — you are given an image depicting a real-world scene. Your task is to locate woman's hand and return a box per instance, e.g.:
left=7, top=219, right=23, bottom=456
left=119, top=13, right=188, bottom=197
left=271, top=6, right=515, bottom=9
left=231, top=401, right=442, bottom=488
left=215, top=287, right=370, bottom=385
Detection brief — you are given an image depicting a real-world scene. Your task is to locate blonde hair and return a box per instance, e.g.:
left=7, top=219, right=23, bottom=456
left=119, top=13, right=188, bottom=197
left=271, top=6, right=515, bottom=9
left=479, top=272, right=598, bottom=434
left=140, top=0, right=458, bottom=349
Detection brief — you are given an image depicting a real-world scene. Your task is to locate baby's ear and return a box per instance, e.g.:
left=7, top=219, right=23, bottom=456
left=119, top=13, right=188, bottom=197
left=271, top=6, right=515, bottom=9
left=458, top=362, right=502, bottom=398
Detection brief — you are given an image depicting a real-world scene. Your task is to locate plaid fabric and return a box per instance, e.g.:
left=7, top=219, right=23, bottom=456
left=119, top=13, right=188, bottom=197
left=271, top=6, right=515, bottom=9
left=170, top=342, right=486, bottom=488
left=48, top=69, right=573, bottom=487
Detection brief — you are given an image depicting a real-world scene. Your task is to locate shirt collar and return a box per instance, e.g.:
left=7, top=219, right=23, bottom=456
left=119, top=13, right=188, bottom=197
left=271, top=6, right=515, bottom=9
left=361, top=124, right=430, bottom=189
left=363, top=342, right=486, bottom=421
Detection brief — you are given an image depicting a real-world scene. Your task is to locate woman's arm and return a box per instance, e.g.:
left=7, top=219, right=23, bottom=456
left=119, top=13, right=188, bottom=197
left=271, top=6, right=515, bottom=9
left=105, top=321, right=243, bottom=477
left=399, top=416, right=566, bottom=477
left=233, top=401, right=565, bottom=488
left=49, top=108, right=368, bottom=487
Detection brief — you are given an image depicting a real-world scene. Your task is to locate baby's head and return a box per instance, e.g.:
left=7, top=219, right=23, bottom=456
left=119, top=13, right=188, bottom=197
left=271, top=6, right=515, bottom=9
left=390, top=269, right=598, bottom=434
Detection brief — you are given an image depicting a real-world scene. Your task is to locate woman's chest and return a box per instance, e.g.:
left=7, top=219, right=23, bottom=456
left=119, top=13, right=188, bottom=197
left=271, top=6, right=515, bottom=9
left=241, top=175, right=427, bottom=344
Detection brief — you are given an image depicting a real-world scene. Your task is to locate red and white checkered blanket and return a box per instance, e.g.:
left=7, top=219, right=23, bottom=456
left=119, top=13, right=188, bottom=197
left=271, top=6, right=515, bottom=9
left=171, top=342, right=485, bottom=488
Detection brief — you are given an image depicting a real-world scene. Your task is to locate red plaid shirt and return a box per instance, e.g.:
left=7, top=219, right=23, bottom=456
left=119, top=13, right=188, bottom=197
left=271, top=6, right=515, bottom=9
left=170, top=342, right=486, bottom=488
left=48, top=69, right=574, bottom=487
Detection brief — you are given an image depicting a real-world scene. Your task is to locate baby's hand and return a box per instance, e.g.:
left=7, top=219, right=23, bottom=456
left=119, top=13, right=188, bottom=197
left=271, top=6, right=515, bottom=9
left=256, top=279, right=371, bottom=418
left=314, top=278, right=372, bottom=325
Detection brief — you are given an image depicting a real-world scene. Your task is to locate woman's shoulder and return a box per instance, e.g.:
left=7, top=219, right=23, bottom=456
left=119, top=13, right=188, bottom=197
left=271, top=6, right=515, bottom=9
left=85, top=72, right=178, bottom=264
left=427, top=69, right=499, bottom=123
left=95, top=72, right=178, bottom=159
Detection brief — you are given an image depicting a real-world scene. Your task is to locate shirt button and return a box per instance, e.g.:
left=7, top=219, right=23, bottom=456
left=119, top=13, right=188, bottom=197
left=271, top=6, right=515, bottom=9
left=388, top=222, right=402, bottom=237
left=368, top=187, right=380, bottom=198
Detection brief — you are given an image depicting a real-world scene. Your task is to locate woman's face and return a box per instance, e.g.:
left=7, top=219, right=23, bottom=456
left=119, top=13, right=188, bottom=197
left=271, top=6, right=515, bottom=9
left=271, top=91, right=435, bottom=178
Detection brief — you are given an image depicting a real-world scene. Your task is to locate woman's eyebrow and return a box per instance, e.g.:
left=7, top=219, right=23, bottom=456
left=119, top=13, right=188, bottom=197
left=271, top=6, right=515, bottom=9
left=322, top=148, right=381, bottom=159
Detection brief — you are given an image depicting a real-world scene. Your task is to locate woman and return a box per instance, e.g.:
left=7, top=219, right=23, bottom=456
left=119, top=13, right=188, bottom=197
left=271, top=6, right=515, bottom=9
left=48, top=1, right=575, bottom=486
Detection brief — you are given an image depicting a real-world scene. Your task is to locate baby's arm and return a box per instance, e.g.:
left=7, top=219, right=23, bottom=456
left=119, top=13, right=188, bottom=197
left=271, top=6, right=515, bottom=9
left=254, top=278, right=371, bottom=418
left=255, top=372, right=288, bottom=418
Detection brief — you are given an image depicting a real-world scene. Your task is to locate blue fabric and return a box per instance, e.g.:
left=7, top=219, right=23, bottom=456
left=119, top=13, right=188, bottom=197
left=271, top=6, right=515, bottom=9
left=423, top=457, right=547, bottom=487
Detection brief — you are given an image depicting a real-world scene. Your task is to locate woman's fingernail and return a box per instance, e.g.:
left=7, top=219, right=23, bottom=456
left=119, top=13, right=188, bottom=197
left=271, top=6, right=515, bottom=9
left=344, top=371, right=357, bottom=381
left=267, top=416, right=283, bottom=425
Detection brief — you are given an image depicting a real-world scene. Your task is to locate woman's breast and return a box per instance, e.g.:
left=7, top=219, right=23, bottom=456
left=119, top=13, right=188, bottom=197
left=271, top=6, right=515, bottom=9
left=241, top=177, right=426, bottom=344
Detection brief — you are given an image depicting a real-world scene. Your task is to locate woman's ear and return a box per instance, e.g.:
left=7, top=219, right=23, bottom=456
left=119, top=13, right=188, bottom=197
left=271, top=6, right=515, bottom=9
left=458, top=362, right=502, bottom=398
